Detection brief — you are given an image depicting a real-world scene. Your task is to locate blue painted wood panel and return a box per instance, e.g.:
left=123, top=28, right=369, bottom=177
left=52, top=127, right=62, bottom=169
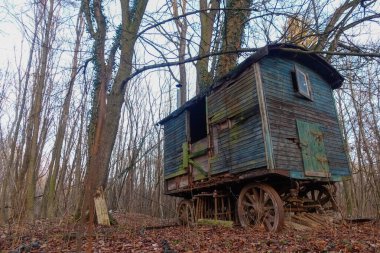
left=163, top=112, right=187, bottom=178
left=208, top=66, right=266, bottom=175
left=260, top=56, right=350, bottom=178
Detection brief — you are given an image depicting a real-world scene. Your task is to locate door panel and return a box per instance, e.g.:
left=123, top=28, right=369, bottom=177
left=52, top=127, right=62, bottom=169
left=296, top=120, right=330, bottom=177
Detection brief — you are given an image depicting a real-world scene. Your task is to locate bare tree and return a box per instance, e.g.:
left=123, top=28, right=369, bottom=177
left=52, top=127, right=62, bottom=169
left=79, top=0, right=148, bottom=223
left=41, top=8, right=84, bottom=219
left=20, top=0, right=57, bottom=220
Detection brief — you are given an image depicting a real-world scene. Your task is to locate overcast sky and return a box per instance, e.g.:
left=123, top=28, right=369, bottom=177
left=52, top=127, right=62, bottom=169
left=1, top=1, right=379, bottom=74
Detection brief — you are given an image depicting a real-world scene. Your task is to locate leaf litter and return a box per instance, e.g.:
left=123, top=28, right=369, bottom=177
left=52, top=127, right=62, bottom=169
left=0, top=212, right=379, bottom=252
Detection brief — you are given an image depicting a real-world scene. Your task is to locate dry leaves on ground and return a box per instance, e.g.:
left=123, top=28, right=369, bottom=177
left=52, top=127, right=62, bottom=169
left=1, top=212, right=379, bottom=252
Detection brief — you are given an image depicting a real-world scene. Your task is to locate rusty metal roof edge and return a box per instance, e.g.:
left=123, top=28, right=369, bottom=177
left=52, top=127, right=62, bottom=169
left=158, top=43, right=344, bottom=125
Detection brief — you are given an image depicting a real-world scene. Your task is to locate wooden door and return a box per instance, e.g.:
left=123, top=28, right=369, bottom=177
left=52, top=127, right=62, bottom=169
left=296, top=120, right=330, bottom=177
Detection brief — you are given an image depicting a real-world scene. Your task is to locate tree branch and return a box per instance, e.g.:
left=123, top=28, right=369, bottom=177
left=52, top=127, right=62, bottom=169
left=138, top=7, right=259, bottom=38
left=121, top=47, right=380, bottom=86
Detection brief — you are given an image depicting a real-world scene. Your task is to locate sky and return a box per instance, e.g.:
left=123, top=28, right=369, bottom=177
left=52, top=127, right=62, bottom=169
left=0, top=1, right=166, bottom=67
left=0, top=1, right=379, bottom=82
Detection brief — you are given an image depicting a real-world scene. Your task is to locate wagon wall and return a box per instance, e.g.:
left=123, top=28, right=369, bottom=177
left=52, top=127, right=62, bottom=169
left=208, top=66, right=267, bottom=175
left=259, top=57, right=350, bottom=178
left=163, top=112, right=187, bottom=179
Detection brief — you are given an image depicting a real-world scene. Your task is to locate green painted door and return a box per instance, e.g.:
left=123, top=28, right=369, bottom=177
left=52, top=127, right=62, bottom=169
left=296, top=120, right=330, bottom=177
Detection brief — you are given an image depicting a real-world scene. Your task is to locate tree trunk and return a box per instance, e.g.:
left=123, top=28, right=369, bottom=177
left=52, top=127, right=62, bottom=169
left=73, top=96, right=87, bottom=213
left=1, top=20, right=39, bottom=223
left=80, top=0, right=148, bottom=222
left=23, top=0, right=55, bottom=220
left=215, top=0, right=253, bottom=78
left=196, top=0, right=220, bottom=92
left=42, top=10, right=84, bottom=218
left=335, top=89, right=356, bottom=216
left=172, top=0, right=188, bottom=106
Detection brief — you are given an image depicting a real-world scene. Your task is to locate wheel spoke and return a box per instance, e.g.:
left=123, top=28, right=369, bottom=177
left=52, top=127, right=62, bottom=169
left=315, top=190, right=320, bottom=200
left=311, top=190, right=316, bottom=201
left=251, top=188, right=259, bottom=203
left=263, top=193, right=272, bottom=206
left=263, top=213, right=275, bottom=228
left=259, top=188, right=264, bottom=204
left=319, top=196, right=330, bottom=205
left=263, top=205, right=275, bottom=211
left=245, top=192, right=256, bottom=205
left=243, top=200, right=257, bottom=208
left=264, top=213, right=275, bottom=223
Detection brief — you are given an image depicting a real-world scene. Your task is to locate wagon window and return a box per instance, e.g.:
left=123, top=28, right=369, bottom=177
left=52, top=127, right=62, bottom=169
left=294, top=67, right=312, bottom=99
left=189, top=98, right=207, bottom=143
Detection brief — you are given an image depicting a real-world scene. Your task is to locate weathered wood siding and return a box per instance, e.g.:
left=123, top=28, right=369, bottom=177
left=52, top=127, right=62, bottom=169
left=208, top=66, right=266, bottom=175
left=260, top=57, right=350, bottom=177
left=163, top=112, right=187, bottom=178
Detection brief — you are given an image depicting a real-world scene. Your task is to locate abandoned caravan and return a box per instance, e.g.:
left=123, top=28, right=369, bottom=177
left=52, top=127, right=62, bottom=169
left=158, top=43, right=350, bottom=232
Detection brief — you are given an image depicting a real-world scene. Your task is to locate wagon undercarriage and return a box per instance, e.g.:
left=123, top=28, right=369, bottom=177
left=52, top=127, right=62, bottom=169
left=176, top=179, right=338, bottom=232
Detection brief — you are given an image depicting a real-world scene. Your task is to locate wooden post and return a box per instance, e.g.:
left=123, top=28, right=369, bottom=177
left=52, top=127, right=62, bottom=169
left=213, top=190, right=217, bottom=220
left=94, top=187, right=110, bottom=226
left=227, top=198, right=231, bottom=220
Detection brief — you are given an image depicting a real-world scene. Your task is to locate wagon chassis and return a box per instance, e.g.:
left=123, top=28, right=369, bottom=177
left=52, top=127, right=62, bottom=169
left=173, top=171, right=338, bottom=232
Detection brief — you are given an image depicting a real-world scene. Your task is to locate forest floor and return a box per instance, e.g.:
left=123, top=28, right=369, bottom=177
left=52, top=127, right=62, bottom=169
left=1, top=212, right=379, bottom=252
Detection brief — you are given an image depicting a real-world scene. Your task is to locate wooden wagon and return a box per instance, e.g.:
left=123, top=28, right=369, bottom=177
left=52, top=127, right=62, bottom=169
left=158, top=44, right=351, bottom=231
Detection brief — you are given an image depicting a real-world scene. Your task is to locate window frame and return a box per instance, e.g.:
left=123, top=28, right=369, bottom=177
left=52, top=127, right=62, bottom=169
left=294, top=66, right=312, bottom=100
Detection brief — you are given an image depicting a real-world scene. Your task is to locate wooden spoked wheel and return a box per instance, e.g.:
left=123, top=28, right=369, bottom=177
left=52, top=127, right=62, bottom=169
left=238, top=183, right=284, bottom=232
left=177, top=200, right=195, bottom=226
left=300, top=184, right=337, bottom=212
